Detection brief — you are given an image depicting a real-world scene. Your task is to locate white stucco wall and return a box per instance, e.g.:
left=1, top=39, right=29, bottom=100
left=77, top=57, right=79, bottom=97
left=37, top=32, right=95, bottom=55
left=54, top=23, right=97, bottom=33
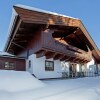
left=26, top=54, right=98, bottom=78
left=77, top=59, right=95, bottom=72
left=26, top=54, right=63, bottom=79
left=77, top=59, right=97, bottom=76
left=98, top=64, right=100, bottom=75
left=87, top=59, right=95, bottom=70
left=76, top=64, right=80, bottom=72
left=86, top=59, right=97, bottom=76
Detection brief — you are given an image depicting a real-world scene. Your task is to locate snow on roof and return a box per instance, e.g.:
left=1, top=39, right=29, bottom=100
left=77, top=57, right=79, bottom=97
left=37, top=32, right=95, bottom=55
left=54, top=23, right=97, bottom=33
left=0, top=51, right=14, bottom=56
left=8, top=8, right=18, bottom=36
left=4, top=8, right=18, bottom=51
left=14, top=4, right=78, bottom=19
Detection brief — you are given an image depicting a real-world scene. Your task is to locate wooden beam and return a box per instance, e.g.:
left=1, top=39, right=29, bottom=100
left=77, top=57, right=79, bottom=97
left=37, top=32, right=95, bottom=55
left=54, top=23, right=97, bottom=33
left=81, top=59, right=88, bottom=63
left=36, top=50, right=46, bottom=58
left=65, top=57, right=73, bottom=62
left=14, top=40, right=27, bottom=43
left=60, top=56, right=66, bottom=61
left=16, top=33, right=34, bottom=37
left=77, top=58, right=85, bottom=63
left=54, top=54, right=63, bottom=60
left=18, top=27, right=38, bottom=33
left=71, top=57, right=79, bottom=62
left=14, top=6, right=81, bottom=27
left=7, top=19, right=22, bottom=52
left=69, top=57, right=76, bottom=62
left=45, top=52, right=56, bottom=59
left=60, top=56, right=69, bottom=61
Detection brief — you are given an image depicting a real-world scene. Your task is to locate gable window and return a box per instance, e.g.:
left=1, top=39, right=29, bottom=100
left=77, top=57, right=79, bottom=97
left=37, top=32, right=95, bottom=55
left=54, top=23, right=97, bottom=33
left=45, top=60, right=54, bottom=71
left=5, top=62, right=15, bottom=70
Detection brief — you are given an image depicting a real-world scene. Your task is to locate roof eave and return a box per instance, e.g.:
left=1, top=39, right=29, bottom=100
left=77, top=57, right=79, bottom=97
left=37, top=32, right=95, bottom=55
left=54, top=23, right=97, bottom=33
left=4, top=8, right=18, bottom=52
left=78, top=20, right=100, bottom=62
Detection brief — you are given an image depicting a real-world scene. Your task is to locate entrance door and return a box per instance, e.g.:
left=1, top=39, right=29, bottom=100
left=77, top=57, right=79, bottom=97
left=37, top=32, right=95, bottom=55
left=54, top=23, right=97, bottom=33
left=69, top=63, right=77, bottom=78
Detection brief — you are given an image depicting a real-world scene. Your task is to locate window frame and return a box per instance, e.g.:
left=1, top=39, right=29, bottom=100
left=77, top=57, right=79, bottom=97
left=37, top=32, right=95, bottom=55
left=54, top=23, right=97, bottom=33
left=4, top=62, right=15, bottom=70
left=45, top=60, right=54, bottom=71
left=29, top=60, right=31, bottom=68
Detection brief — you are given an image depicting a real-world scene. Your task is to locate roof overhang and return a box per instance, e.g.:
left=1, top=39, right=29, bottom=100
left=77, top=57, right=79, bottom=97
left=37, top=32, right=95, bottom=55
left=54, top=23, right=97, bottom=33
left=4, top=4, right=100, bottom=63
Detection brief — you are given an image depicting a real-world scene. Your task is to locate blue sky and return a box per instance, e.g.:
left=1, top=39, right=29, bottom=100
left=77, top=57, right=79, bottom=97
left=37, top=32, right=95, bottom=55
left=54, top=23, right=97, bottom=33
left=0, top=0, right=100, bottom=51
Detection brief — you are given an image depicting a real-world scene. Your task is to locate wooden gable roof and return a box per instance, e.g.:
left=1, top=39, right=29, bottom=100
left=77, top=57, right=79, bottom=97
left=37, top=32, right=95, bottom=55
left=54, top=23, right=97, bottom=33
left=4, top=5, right=100, bottom=63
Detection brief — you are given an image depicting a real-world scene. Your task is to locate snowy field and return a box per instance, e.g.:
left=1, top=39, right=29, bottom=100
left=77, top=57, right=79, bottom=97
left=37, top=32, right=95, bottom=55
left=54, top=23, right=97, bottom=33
left=0, top=70, right=100, bottom=100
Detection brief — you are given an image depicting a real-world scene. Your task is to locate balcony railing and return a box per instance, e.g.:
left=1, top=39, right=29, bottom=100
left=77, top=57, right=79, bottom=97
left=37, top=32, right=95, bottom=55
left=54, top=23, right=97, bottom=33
left=42, top=32, right=91, bottom=61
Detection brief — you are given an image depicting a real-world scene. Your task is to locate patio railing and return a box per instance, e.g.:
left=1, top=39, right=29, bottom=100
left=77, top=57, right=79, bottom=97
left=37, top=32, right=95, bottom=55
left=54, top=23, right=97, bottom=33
left=60, top=71, right=100, bottom=79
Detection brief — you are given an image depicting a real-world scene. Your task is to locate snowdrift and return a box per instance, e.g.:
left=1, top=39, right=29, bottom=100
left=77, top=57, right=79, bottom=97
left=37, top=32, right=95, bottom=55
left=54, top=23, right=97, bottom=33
left=0, top=70, right=100, bottom=100
left=0, top=70, right=45, bottom=92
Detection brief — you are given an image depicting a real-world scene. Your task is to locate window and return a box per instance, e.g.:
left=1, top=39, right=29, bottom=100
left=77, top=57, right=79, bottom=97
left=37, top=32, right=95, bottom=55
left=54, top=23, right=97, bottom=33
left=29, top=60, right=31, bottom=68
left=5, top=62, right=15, bottom=70
left=45, top=60, right=54, bottom=71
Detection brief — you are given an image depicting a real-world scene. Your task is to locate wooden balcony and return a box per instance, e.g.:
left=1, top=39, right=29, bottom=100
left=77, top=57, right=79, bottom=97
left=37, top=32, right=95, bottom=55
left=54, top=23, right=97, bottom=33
left=35, top=30, right=92, bottom=63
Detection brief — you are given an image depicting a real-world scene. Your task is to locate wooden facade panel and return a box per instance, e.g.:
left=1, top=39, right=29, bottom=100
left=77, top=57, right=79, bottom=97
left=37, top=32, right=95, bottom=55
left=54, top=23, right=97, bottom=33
left=0, top=57, right=25, bottom=71
left=28, top=31, right=42, bottom=55
left=17, top=28, right=92, bottom=63
left=16, top=60, right=25, bottom=71
left=41, top=30, right=92, bottom=62
left=17, top=30, right=42, bottom=58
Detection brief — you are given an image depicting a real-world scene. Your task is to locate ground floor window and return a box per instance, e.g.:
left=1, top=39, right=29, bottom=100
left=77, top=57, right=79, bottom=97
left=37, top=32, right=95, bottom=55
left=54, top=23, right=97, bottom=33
left=5, top=62, right=15, bottom=70
left=29, top=60, right=31, bottom=68
left=45, top=60, right=54, bottom=71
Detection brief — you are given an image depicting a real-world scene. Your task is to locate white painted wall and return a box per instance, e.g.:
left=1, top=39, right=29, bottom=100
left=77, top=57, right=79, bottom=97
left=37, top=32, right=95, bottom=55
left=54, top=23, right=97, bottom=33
left=61, top=62, right=70, bottom=77
left=86, top=59, right=97, bottom=76
left=77, top=59, right=95, bottom=72
left=87, top=59, right=95, bottom=70
left=26, top=54, right=99, bottom=78
left=98, top=64, right=100, bottom=75
left=77, top=58, right=98, bottom=76
left=26, top=54, right=62, bottom=79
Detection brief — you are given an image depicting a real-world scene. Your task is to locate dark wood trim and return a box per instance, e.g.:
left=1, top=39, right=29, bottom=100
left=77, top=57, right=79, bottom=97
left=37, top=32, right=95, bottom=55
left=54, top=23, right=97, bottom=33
left=7, top=19, right=22, bottom=52
left=45, top=60, right=54, bottom=71
left=0, top=56, right=25, bottom=71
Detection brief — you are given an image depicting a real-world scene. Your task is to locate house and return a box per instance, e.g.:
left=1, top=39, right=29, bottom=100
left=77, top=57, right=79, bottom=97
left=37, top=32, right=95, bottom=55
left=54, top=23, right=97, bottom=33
left=0, top=51, right=25, bottom=71
left=4, top=4, right=100, bottom=79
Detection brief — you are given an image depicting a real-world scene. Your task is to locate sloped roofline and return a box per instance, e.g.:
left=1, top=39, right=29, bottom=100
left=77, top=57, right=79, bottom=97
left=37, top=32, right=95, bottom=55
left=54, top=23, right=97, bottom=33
left=15, top=4, right=79, bottom=19
left=4, top=8, right=18, bottom=52
left=4, top=4, right=78, bottom=52
left=4, top=4, right=100, bottom=63
left=78, top=20, right=100, bottom=60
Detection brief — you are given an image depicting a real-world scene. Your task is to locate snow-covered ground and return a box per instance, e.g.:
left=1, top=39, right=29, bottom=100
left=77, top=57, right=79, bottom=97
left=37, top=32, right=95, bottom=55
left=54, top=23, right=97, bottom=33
left=0, top=70, right=100, bottom=100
